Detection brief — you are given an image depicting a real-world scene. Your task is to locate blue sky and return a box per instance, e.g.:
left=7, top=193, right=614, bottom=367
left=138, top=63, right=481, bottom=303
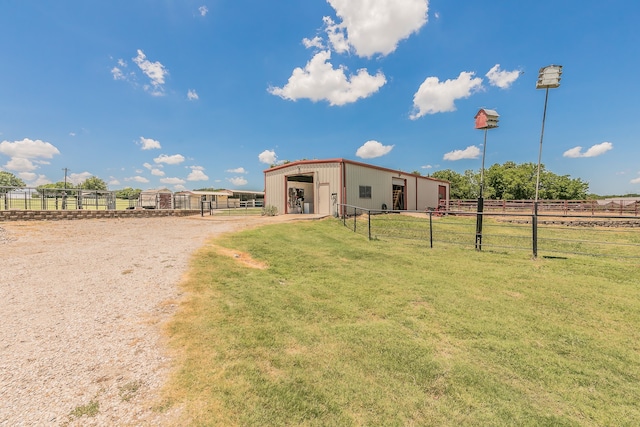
left=1, top=0, right=638, bottom=195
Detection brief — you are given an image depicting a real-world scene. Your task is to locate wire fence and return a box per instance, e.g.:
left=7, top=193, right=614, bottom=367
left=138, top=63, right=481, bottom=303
left=338, top=204, right=640, bottom=260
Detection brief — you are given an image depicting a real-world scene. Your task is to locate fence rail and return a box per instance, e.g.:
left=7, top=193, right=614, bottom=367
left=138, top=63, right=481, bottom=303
left=339, top=204, right=640, bottom=259
left=446, top=199, right=640, bottom=216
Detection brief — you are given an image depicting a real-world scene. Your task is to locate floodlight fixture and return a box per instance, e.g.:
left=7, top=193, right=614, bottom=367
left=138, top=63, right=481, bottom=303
left=536, top=65, right=563, bottom=89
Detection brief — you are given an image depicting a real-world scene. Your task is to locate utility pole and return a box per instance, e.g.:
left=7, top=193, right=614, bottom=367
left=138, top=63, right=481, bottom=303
left=62, top=168, right=69, bottom=189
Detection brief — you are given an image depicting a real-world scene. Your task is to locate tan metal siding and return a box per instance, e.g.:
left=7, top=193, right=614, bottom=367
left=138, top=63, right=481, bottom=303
left=345, top=163, right=395, bottom=210
left=265, top=159, right=449, bottom=215
left=264, top=162, right=341, bottom=214
left=416, top=178, right=449, bottom=210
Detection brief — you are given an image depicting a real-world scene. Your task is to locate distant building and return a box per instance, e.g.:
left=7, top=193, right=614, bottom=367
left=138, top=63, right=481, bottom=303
left=174, top=189, right=265, bottom=209
left=264, top=158, right=450, bottom=215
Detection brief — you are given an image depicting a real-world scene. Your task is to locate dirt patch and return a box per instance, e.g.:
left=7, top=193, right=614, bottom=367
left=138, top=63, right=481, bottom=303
left=211, top=245, right=268, bottom=269
left=0, top=214, right=321, bottom=426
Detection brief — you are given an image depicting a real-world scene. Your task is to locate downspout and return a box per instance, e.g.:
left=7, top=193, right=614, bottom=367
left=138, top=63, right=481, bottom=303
left=404, top=178, right=407, bottom=210
left=283, top=174, right=288, bottom=214
left=415, top=176, right=418, bottom=210
left=341, top=160, right=346, bottom=217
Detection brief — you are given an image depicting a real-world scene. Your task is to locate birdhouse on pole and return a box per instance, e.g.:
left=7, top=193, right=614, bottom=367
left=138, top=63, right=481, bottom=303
left=474, top=109, right=499, bottom=129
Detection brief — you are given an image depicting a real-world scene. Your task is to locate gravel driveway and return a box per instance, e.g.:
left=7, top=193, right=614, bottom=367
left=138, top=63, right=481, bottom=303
left=0, top=214, right=300, bottom=426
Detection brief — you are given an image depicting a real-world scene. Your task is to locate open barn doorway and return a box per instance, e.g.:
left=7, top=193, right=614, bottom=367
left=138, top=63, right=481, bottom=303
left=286, top=174, right=314, bottom=214
left=392, top=177, right=406, bottom=210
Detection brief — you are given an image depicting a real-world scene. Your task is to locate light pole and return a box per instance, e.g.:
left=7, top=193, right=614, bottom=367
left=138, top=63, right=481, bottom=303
left=533, top=65, right=562, bottom=258
left=474, top=109, right=499, bottom=250
left=534, top=65, right=562, bottom=203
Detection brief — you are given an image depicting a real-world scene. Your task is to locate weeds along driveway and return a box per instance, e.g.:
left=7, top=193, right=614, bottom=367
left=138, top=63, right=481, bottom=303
left=0, top=214, right=318, bottom=426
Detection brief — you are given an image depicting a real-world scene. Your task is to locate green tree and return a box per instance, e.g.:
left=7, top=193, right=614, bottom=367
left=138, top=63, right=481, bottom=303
left=540, top=173, right=589, bottom=200
left=80, top=176, right=108, bottom=191
left=485, top=162, right=538, bottom=200
left=38, top=181, right=77, bottom=190
left=433, top=162, right=590, bottom=200
left=115, top=187, right=142, bottom=199
left=0, top=171, right=26, bottom=192
left=431, top=169, right=476, bottom=199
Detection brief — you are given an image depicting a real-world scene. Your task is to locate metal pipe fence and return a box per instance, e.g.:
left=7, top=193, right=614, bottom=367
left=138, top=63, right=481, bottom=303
left=339, top=204, right=640, bottom=259
left=447, top=199, right=640, bottom=216
left=0, top=187, right=264, bottom=212
left=199, top=201, right=263, bottom=217
left=1, top=186, right=117, bottom=210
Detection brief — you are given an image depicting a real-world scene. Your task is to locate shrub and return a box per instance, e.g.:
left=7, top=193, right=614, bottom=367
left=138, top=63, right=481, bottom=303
left=261, top=205, right=278, bottom=216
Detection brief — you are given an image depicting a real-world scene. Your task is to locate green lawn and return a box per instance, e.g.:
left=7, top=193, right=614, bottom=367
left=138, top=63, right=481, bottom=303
left=162, top=218, right=640, bottom=426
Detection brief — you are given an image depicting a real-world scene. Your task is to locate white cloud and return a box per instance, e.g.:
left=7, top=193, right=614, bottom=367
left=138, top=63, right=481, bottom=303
left=18, top=173, right=50, bottom=186
left=187, top=166, right=209, bottom=181
left=1, top=138, right=60, bottom=173
left=226, top=167, right=247, bottom=174
left=138, top=136, right=161, bottom=150
left=126, top=176, right=150, bottom=183
left=160, top=177, right=186, bottom=185
left=0, top=138, right=60, bottom=159
left=68, top=172, right=93, bottom=185
left=485, top=64, right=521, bottom=89
left=355, top=140, right=394, bottom=159
left=268, top=50, right=386, bottom=106
left=198, top=6, right=208, bottom=16
left=631, top=175, right=640, bottom=184
left=325, top=0, right=429, bottom=57
left=322, top=16, right=350, bottom=54
left=259, top=149, right=277, bottom=165
left=4, top=158, right=36, bottom=172
left=187, top=89, right=199, bottom=100
left=227, top=177, right=248, bottom=186
left=32, top=174, right=51, bottom=186
left=133, top=49, right=168, bottom=96
left=410, top=71, right=483, bottom=119
left=421, top=164, right=433, bottom=169
left=563, top=142, right=613, bottom=158
left=443, top=145, right=481, bottom=161
left=111, top=67, right=125, bottom=80
left=154, top=154, right=185, bottom=165
left=18, top=171, right=36, bottom=181
left=303, top=36, right=324, bottom=50
left=151, top=168, right=165, bottom=176
left=174, top=184, right=187, bottom=191
left=434, top=11, right=440, bottom=19
left=108, top=178, right=121, bottom=186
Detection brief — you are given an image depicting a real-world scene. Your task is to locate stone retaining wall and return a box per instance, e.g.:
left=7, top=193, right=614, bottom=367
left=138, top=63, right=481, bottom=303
left=0, top=209, right=202, bottom=221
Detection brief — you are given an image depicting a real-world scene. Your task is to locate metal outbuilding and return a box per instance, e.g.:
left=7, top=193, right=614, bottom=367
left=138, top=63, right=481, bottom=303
left=264, top=159, right=450, bottom=216
left=138, top=188, right=173, bottom=209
